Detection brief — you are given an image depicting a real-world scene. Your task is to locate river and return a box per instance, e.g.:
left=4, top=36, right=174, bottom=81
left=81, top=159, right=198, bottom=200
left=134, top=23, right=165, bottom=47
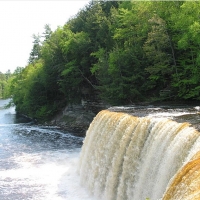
left=1, top=99, right=200, bottom=200
left=0, top=99, right=93, bottom=200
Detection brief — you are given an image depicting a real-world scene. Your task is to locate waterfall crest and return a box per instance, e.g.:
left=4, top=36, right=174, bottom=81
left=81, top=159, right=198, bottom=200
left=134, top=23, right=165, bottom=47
left=78, top=110, right=200, bottom=200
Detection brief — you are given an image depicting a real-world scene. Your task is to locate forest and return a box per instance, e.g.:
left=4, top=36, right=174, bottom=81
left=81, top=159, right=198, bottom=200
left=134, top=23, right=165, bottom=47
left=1, top=1, right=200, bottom=121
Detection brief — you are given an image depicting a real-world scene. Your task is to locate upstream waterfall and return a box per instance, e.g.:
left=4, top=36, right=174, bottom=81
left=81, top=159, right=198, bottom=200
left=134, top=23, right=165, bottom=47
left=78, top=110, right=200, bottom=200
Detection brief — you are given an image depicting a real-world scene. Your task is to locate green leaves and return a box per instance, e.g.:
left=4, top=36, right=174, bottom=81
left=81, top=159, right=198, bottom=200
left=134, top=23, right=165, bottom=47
left=143, top=14, right=173, bottom=91
left=6, top=1, right=200, bottom=121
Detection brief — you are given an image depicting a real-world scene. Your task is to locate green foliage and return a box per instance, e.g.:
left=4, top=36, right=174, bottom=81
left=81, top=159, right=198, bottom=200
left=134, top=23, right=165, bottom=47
left=143, top=14, right=173, bottom=92
left=28, top=34, right=41, bottom=64
left=6, top=1, right=200, bottom=122
left=0, top=70, right=12, bottom=99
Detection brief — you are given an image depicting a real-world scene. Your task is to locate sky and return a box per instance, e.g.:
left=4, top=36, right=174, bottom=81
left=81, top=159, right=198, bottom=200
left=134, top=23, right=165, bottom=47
left=0, top=0, right=90, bottom=73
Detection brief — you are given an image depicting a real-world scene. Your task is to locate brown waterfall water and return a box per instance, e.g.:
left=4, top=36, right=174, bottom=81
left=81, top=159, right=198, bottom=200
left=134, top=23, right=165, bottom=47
left=78, top=110, right=200, bottom=200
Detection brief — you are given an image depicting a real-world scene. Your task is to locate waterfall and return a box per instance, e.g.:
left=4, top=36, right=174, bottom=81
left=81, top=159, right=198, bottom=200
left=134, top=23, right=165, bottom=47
left=78, top=110, right=200, bottom=200
left=163, top=151, right=200, bottom=200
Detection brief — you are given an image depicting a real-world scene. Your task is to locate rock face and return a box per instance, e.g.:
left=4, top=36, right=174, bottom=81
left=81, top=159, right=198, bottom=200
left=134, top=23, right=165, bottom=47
left=50, top=104, right=104, bottom=137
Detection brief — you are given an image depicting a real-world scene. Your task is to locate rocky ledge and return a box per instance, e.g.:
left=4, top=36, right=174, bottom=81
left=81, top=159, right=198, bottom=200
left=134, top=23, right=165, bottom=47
left=49, top=104, right=101, bottom=137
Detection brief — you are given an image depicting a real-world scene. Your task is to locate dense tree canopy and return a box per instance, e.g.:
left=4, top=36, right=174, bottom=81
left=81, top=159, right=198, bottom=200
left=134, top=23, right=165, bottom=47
left=0, top=70, right=12, bottom=99
left=4, top=1, right=200, bottom=121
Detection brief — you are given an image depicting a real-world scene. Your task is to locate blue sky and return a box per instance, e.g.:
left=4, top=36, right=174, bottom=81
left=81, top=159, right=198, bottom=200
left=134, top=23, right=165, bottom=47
left=0, top=1, right=90, bottom=73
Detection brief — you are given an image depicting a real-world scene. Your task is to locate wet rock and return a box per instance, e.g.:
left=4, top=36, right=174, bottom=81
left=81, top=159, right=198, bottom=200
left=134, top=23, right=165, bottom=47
left=50, top=105, right=96, bottom=137
left=49, top=99, right=110, bottom=137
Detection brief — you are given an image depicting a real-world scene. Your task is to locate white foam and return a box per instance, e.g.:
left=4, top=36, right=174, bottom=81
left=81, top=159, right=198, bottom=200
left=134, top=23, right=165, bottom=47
left=0, top=150, right=95, bottom=200
left=79, top=110, right=200, bottom=200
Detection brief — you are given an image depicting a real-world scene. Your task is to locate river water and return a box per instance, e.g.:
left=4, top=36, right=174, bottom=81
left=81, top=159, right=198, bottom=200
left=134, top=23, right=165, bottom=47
left=0, top=99, right=93, bottom=200
left=108, top=103, right=200, bottom=131
left=1, top=99, right=200, bottom=200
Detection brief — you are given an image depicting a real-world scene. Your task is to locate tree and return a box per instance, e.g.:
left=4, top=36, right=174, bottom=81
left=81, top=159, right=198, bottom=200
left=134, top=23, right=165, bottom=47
left=28, top=34, right=41, bottom=64
left=0, top=72, right=5, bottom=98
left=91, top=2, right=149, bottom=104
left=42, top=24, right=52, bottom=42
left=143, top=15, right=173, bottom=92
left=169, top=2, right=200, bottom=99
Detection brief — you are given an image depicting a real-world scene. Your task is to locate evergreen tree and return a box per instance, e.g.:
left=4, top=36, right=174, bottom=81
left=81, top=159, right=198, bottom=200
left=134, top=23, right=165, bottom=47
left=28, top=34, right=41, bottom=64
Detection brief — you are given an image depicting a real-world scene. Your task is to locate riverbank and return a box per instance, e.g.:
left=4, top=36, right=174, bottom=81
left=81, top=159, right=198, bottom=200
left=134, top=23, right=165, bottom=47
left=49, top=108, right=96, bottom=137
left=45, top=99, right=200, bottom=137
left=16, top=98, right=200, bottom=137
left=48, top=103, right=109, bottom=137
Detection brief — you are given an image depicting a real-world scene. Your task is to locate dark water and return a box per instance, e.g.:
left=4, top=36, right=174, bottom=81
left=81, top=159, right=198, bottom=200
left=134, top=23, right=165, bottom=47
left=0, top=99, right=93, bottom=200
